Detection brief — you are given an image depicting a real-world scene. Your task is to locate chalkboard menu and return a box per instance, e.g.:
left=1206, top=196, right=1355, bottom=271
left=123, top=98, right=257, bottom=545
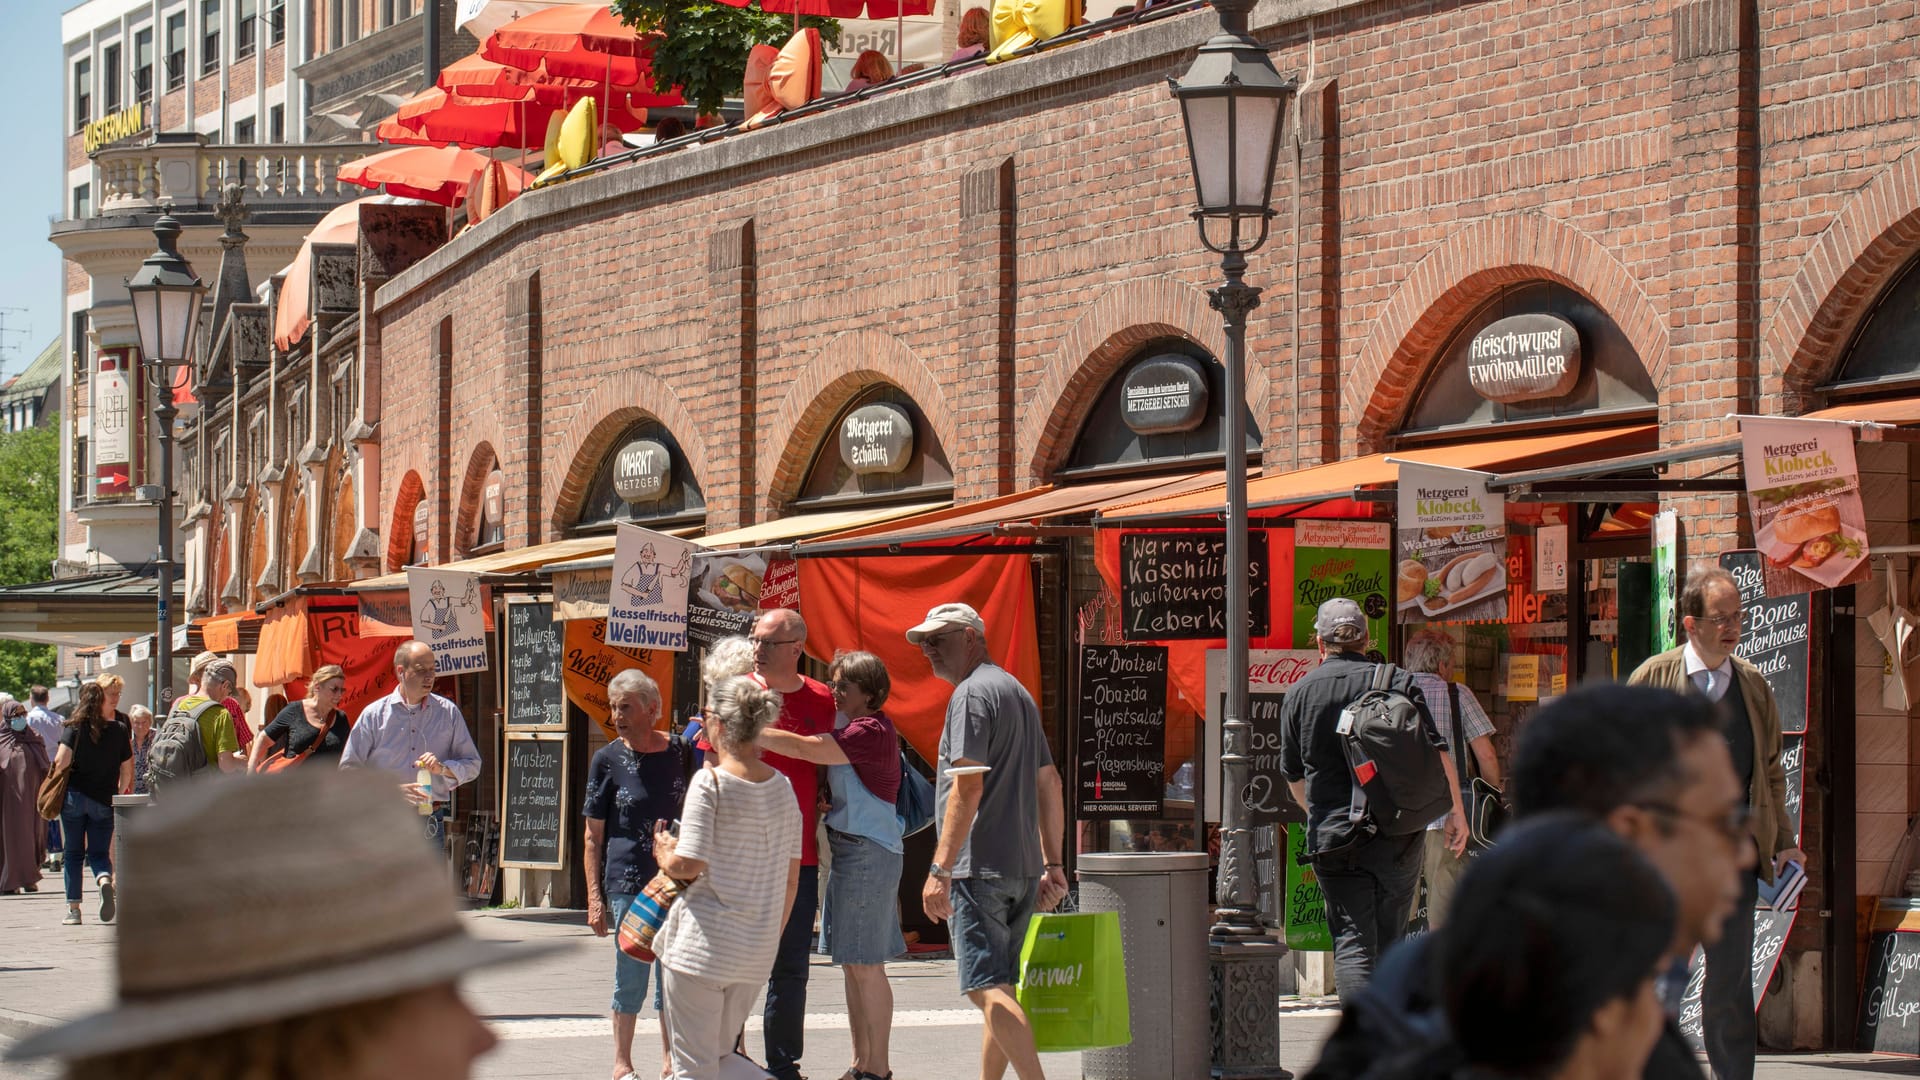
left=1243, top=693, right=1294, bottom=825
left=1719, top=551, right=1810, bottom=734
left=1120, top=530, right=1270, bottom=641
left=1860, top=927, right=1920, bottom=1055
left=505, top=599, right=565, bottom=730
left=1677, top=909, right=1797, bottom=1049
left=501, top=732, right=568, bottom=869
left=1781, top=735, right=1804, bottom=842
left=1076, top=645, right=1168, bottom=818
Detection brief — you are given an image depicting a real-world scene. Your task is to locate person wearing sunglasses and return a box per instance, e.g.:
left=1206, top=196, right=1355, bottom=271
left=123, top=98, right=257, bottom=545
left=1625, top=565, right=1801, bottom=1080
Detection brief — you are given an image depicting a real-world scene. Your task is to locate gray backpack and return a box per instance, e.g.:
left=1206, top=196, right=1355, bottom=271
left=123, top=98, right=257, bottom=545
left=148, top=697, right=219, bottom=794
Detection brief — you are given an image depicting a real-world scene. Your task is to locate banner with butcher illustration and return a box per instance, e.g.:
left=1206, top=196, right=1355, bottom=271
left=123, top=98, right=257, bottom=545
left=1739, top=417, right=1869, bottom=597
left=1395, top=462, right=1508, bottom=624
left=407, top=567, right=489, bottom=675
left=607, top=523, right=696, bottom=652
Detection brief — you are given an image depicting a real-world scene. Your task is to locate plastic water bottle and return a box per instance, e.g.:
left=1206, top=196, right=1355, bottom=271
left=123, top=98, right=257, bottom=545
left=417, top=766, right=435, bottom=815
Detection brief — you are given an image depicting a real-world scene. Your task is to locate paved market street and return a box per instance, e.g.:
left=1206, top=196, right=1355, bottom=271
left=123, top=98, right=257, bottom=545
left=0, top=880, right=1903, bottom=1079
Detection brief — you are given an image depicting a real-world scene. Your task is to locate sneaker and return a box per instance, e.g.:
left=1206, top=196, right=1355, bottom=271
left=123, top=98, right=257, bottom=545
left=97, top=875, right=116, bottom=924
left=62, top=909, right=80, bottom=926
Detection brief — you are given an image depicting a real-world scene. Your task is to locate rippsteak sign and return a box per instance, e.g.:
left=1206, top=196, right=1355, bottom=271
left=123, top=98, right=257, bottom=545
left=1466, top=313, right=1582, bottom=403
left=838, top=403, right=914, bottom=476
left=613, top=439, right=671, bottom=504
left=1121, top=354, right=1210, bottom=435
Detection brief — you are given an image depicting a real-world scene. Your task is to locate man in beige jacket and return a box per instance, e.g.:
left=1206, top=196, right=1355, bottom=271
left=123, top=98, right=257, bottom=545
left=1628, top=565, right=1804, bottom=1080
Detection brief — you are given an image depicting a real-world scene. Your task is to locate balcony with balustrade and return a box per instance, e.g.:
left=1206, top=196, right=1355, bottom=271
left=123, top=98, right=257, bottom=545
left=65, top=132, right=364, bottom=224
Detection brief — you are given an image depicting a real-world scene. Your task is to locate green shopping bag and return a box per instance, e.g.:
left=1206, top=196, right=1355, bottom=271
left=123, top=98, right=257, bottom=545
left=1285, top=824, right=1333, bottom=951
left=1015, top=911, right=1131, bottom=1052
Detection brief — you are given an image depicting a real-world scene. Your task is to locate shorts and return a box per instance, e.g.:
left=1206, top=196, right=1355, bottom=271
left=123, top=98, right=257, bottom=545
left=948, top=875, right=1038, bottom=994
left=822, top=829, right=906, bottom=965
left=608, top=892, right=665, bottom=1014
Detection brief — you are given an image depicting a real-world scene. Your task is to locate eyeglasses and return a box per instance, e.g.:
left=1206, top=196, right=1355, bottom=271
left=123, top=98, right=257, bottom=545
left=918, top=628, right=965, bottom=650
left=752, top=637, right=803, bottom=650
left=1694, top=610, right=1744, bottom=630
left=1634, top=801, right=1752, bottom=846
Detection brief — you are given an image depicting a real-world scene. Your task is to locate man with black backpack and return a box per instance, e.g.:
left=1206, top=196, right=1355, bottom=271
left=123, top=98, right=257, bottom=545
left=1279, top=598, right=1466, bottom=1000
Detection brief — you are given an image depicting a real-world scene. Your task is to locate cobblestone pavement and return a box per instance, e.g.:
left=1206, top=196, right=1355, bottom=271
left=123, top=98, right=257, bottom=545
left=0, top=882, right=1896, bottom=1078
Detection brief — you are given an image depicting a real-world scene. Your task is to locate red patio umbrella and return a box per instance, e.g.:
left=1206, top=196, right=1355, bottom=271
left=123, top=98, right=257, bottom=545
left=438, top=51, right=681, bottom=109
left=708, top=0, right=934, bottom=75
left=481, top=4, right=659, bottom=83
left=337, top=146, right=532, bottom=207
left=384, top=86, right=653, bottom=150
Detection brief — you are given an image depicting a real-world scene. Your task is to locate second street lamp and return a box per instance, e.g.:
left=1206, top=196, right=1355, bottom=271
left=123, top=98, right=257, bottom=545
left=125, top=209, right=207, bottom=710
left=1170, top=3, right=1294, bottom=1076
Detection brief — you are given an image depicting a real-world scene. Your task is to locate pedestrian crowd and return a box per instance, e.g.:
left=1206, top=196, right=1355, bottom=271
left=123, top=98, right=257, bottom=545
left=0, top=561, right=1793, bottom=1080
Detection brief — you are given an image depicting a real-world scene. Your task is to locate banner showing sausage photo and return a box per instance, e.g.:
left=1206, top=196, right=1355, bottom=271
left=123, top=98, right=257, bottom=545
left=1395, top=462, right=1508, bottom=624
left=1739, top=416, right=1870, bottom=597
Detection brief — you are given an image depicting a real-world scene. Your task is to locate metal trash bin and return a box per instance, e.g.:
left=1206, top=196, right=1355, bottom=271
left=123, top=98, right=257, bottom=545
left=1076, top=851, right=1210, bottom=1080
left=111, top=793, right=152, bottom=905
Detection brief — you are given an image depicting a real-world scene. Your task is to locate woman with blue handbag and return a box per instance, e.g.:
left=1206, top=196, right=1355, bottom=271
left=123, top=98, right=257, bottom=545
left=758, top=651, right=906, bottom=1080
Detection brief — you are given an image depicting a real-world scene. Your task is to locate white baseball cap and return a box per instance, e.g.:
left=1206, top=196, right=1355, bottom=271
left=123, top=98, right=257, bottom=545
left=906, top=602, right=987, bottom=644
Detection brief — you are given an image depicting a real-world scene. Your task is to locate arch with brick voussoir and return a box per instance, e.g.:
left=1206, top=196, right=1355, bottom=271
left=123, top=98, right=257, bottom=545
left=451, top=440, right=504, bottom=559
left=760, top=329, right=956, bottom=509
left=547, top=377, right=710, bottom=538
left=1022, top=275, right=1241, bottom=484
left=385, top=468, right=427, bottom=573
left=1349, top=213, right=1671, bottom=451
left=1768, top=149, right=1920, bottom=408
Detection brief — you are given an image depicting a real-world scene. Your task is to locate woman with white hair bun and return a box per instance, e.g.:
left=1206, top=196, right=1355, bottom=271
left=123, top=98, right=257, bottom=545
left=653, top=675, right=802, bottom=1079
left=681, top=635, right=756, bottom=768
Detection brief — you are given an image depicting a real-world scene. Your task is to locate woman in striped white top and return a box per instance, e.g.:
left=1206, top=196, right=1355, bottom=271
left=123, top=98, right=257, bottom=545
left=653, top=675, right=803, bottom=1080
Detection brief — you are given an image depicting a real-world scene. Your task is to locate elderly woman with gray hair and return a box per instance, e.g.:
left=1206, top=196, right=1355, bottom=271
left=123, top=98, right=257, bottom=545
left=681, top=635, right=756, bottom=767
left=1400, top=628, right=1503, bottom=928
left=654, top=675, right=802, bottom=1080
left=585, top=667, right=694, bottom=1080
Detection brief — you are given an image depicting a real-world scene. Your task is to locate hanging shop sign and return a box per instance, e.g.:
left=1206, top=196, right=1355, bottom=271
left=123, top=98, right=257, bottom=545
left=412, top=502, right=431, bottom=566
left=687, top=550, right=800, bottom=646
left=838, top=403, right=915, bottom=476
left=613, top=438, right=672, bottom=504
left=1740, top=416, right=1869, bottom=596
left=129, top=637, right=151, bottom=664
left=479, top=469, right=506, bottom=548
left=407, top=567, right=489, bottom=674
left=84, top=101, right=149, bottom=155
left=1120, top=530, right=1271, bottom=640
left=607, top=523, right=695, bottom=651
left=93, top=354, right=135, bottom=496
left=1466, top=313, right=1582, bottom=403
left=1120, top=354, right=1210, bottom=435
left=1075, top=644, right=1168, bottom=819
left=1291, top=520, right=1391, bottom=661
left=1396, top=463, right=1507, bottom=624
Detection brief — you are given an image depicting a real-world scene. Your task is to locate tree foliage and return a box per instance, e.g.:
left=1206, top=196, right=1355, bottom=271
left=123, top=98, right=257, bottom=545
left=613, top=0, right=841, bottom=119
left=0, top=421, right=59, bottom=692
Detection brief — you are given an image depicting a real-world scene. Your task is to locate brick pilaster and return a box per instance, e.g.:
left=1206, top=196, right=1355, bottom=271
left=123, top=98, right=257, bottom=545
left=1292, top=78, right=1341, bottom=468
left=956, top=157, right=1017, bottom=497
left=506, top=270, right=543, bottom=548
left=705, top=221, right=756, bottom=529
left=431, top=317, right=453, bottom=564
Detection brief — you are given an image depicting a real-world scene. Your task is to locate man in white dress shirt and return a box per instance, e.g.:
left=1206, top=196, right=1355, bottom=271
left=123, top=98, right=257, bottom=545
left=1628, top=565, right=1804, bottom=1080
left=341, top=640, right=483, bottom=844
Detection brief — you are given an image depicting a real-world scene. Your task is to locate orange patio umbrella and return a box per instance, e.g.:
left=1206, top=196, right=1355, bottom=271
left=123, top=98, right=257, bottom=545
left=337, top=146, right=532, bottom=207
left=385, top=86, right=652, bottom=150
left=481, top=4, right=660, bottom=83
left=438, top=51, right=681, bottom=109
left=273, top=197, right=376, bottom=350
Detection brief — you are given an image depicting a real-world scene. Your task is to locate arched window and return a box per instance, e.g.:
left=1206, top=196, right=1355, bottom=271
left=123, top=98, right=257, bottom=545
left=794, top=385, right=952, bottom=508
left=573, top=419, right=705, bottom=532
left=1061, top=338, right=1257, bottom=479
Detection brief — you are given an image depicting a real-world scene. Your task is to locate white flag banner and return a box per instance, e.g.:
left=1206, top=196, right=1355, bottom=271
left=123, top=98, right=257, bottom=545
left=606, top=523, right=696, bottom=653
left=407, top=567, right=490, bottom=675
left=129, top=637, right=151, bottom=664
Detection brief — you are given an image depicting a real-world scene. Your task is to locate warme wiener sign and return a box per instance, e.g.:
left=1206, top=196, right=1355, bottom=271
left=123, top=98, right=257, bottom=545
left=1739, top=417, right=1869, bottom=596
left=1396, top=463, right=1507, bottom=624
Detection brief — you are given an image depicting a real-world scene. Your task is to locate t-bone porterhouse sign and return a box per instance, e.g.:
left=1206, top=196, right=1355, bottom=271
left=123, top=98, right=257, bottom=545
left=1466, top=313, right=1582, bottom=403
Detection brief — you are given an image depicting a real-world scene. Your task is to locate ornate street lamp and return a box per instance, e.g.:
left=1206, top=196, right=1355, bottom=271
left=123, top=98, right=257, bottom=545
left=125, top=209, right=206, bottom=710
left=1170, top=5, right=1294, bottom=1077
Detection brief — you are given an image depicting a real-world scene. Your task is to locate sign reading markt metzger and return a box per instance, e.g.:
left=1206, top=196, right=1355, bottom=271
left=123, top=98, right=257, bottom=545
left=1467, top=313, right=1582, bottom=403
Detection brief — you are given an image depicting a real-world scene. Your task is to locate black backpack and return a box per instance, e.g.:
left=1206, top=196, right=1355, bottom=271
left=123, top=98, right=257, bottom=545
left=1335, top=663, right=1453, bottom=838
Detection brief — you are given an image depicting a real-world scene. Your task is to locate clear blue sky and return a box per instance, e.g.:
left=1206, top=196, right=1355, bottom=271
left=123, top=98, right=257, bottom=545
left=0, top=2, right=66, bottom=381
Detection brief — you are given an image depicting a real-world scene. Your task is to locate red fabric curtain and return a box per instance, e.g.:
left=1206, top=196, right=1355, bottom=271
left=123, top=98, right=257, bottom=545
left=797, top=553, right=1042, bottom=762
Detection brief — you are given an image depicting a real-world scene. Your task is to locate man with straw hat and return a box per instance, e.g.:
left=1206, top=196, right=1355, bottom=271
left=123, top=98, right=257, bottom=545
left=4, top=767, right=551, bottom=1079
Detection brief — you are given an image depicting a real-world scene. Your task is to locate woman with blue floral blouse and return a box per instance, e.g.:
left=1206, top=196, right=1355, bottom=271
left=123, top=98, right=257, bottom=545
left=585, top=668, right=693, bottom=1080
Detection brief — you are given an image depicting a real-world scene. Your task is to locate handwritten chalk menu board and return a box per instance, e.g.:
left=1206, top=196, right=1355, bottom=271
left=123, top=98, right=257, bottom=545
left=501, top=732, right=568, bottom=869
left=1121, top=531, right=1270, bottom=640
left=1719, top=551, right=1810, bottom=734
left=1241, top=693, right=1292, bottom=826
left=1677, top=908, right=1797, bottom=1050
left=505, top=599, right=565, bottom=730
left=1860, top=920, right=1920, bottom=1055
left=1076, top=645, right=1168, bottom=818
left=1782, top=735, right=1805, bottom=841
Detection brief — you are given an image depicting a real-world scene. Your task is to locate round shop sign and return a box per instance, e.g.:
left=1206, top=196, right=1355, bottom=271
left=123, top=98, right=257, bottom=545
left=614, top=439, right=672, bottom=504
left=1120, top=354, right=1210, bottom=435
left=838, top=403, right=915, bottom=476
left=1466, top=313, right=1582, bottom=403
left=483, top=470, right=505, bottom=527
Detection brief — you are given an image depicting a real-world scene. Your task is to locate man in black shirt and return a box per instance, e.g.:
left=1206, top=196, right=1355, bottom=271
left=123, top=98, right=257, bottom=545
left=1279, top=598, right=1465, bottom=1000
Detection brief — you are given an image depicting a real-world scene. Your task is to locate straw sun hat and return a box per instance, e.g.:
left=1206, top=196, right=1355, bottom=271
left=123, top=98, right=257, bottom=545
left=7, top=768, right=552, bottom=1062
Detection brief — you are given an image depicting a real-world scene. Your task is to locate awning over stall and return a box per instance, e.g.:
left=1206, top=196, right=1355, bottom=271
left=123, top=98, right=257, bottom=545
left=801, top=473, right=1224, bottom=553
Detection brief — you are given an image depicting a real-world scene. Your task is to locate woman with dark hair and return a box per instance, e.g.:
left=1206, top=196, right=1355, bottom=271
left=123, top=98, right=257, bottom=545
left=758, top=651, right=905, bottom=1080
left=53, top=683, right=132, bottom=925
left=1429, top=813, right=1676, bottom=1080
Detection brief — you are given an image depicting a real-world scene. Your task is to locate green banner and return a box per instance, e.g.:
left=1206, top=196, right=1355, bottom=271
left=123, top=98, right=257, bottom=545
left=1653, top=510, right=1679, bottom=653
left=1292, top=520, right=1392, bottom=660
left=1285, top=824, right=1333, bottom=951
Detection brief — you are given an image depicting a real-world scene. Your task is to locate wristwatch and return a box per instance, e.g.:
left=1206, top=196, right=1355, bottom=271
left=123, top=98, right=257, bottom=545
left=929, top=862, right=952, bottom=879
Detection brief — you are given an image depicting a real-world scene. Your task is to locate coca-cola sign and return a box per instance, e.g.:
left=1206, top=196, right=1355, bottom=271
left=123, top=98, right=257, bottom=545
left=613, top=439, right=671, bottom=504
left=1466, top=313, right=1582, bottom=403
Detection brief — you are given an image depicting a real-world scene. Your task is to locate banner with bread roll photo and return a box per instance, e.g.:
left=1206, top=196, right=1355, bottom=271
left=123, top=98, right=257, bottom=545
left=1740, top=416, right=1869, bottom=596
left=1395, top=462, right=1509, bottom=625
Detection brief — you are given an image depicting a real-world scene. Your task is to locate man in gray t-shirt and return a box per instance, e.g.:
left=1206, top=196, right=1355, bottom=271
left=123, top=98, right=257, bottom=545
left=910, top=601, right=1064, bottom=1080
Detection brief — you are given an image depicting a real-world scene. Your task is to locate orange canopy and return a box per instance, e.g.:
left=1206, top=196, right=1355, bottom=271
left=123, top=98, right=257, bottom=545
left=796, top=551, right=1041, bottom=763
left=198, top=610, right=262, bottom=653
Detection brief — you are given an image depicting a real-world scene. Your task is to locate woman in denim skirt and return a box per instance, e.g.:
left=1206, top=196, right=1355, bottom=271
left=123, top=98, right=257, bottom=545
left=758, top=651, right=905, bottom=1080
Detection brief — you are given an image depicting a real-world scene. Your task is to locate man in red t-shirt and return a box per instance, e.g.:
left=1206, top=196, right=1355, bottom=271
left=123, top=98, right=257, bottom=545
left=749, top=608, right=835, bottom=1080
